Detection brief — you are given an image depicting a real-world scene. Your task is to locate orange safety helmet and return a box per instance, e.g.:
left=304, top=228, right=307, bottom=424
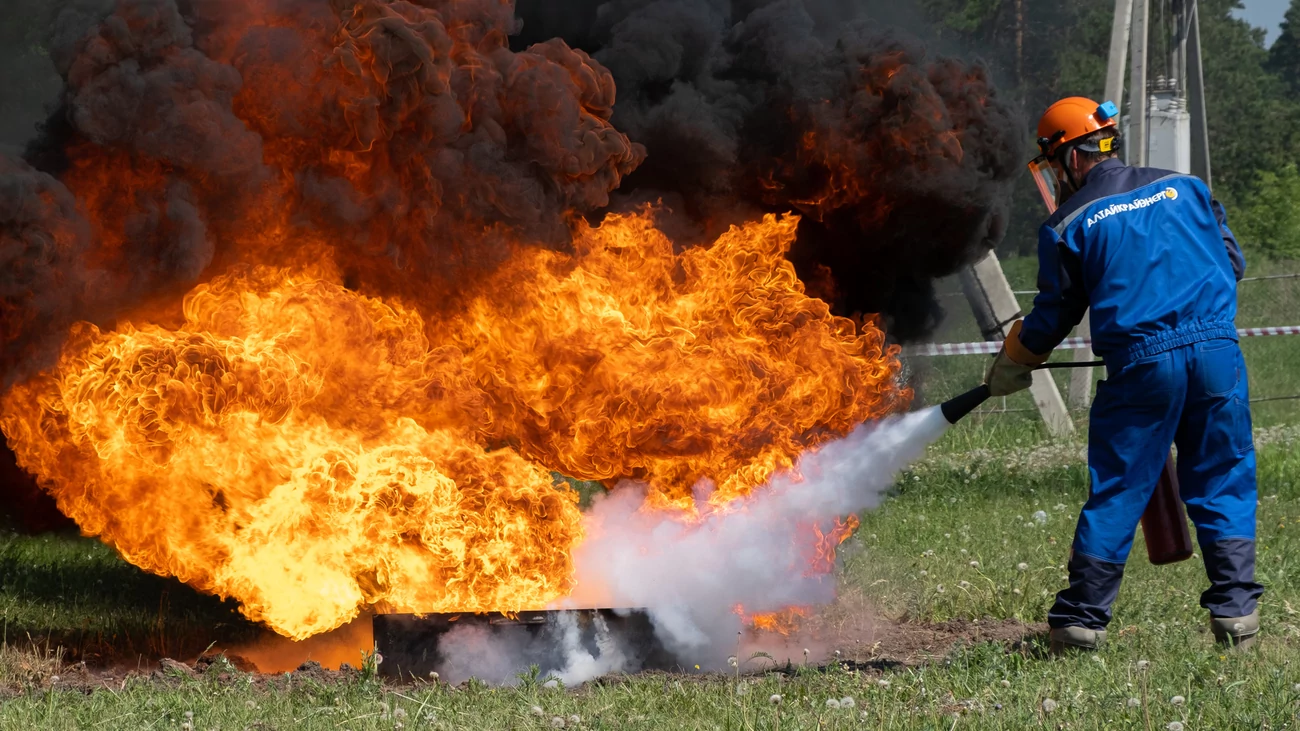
left=1027, top=97, right=1121, bottom=214
left=1036, top=97, right=1120, bottom=158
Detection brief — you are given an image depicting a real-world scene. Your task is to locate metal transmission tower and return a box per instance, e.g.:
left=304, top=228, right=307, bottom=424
left=1067, top=0, right=1213, bottom=408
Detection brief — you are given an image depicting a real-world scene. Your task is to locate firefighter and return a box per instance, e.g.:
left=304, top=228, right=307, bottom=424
left=986, top=97, right=1262, bottom=652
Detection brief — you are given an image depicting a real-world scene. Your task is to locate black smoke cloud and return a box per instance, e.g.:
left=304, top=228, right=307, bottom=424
left=2, top=0, right=645, bottom=385
left=516, top=0, right=1023, bottom=340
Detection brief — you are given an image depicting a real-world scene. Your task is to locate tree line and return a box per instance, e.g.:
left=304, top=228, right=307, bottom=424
left=916, top=0, right=1300, bottom=259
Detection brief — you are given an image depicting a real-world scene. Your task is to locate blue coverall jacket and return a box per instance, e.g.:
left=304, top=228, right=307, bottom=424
left=1018, top=158, right=1261, bottom=629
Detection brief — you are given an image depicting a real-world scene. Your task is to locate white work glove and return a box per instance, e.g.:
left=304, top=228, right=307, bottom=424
left=983, top=320, right=1047, bottom=397
left=985, top=348, right=1034, bottom=396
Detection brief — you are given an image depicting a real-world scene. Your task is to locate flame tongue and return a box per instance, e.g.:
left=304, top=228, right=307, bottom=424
left=1, top=212, right=903, bottom=639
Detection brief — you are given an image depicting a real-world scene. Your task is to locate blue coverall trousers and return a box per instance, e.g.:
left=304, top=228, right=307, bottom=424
left=1048, top=339, right=1263, bottom=630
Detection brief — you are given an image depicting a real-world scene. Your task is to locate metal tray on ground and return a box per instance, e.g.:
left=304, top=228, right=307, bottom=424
left=373, top=608, right=679, bottom=681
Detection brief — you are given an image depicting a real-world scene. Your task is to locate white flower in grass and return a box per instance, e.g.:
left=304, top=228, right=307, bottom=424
left=769, top=694, right=783, bottom=705
left=826, top=699, right=841, bottom=709
left=1167, top=723, right=1184, bottom=731
left=877, top=679, right=891, bottom=688
left=1017, top=562, right=1029, bottom=571
left=550, top=717, right=566, bottom=728
left=184, top=712, right=194, bottom=722
left=919, top=570, right=928, bottom=578
left=428, top=671, right=440, bottom=681
left=1170, top=695, right=1185, bottom=706
left=727, top=656, right=738, bottom=668
left=1012, top=588, right=1022, bottom=595
left=1127, top=698, right=1141, bottom=708
left=958, top=581, right=971, bottom=590
left=1000, top=680, right=1011, bottom=688
left=736, top=683, right=749, bottom=696
left=1042, top=698, right=1058, bottom=714
left=969, top=561, right=980, bottom=568
left=960, top=549, right=968, bottom=555
left=922, top=549, right=935, bottom=557
left=1137, top=660, right=1151, bottom=671
left=1033, top=511, right=1049, bottom=524
left=393, top=708, right=408, bottom=719
left=568, top=715, right=581, bottom=725
left=935, top=584, right=946, bottom=593
left=532, top=706, right=545, bottom=717
left=840, top=697, right=855, bottom=709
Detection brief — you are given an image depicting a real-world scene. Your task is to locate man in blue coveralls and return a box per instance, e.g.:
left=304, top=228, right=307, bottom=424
left=985, top=97, right=1262, bottom=652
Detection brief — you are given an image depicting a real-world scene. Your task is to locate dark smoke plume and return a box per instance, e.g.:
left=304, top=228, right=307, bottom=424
left=2, top=0, right=645, bottom=386
left=516, top=0, right=1023, bottom=340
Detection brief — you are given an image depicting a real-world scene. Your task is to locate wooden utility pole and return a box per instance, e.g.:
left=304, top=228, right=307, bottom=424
left=960, top=253, right=1075, bottom=437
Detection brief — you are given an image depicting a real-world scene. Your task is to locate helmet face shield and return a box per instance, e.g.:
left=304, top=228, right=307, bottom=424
left=1027, top=156, right=1060, bottom=215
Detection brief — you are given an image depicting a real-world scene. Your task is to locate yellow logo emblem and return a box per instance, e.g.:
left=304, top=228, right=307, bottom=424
left=1165, top=188, right=1178, bottom=200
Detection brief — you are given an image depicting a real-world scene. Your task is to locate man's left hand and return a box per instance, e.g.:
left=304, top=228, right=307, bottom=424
left=986, top=348, right=1034, bottom=396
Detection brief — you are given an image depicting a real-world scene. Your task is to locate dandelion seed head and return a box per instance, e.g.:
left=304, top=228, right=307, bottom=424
left=1127, top=698, right=1141, bottom=708
left=826, top=699, right=841, bottom=709
left=428, top=671, right=439, bottom=681
left=1170, top=695, right=1185, bottom=706
left=393, top=708, right=408, bottom=719
left=769, top=694, right=783, bottom=705
left=1042, top=698, right=1058, bottom=713
left=919, top=570, right=928, bottom=577
left=969, top=561, right=980, bottom=568
left=840, top=697, right=855, bottom=709
left=1000, top=679, right=1011, bottom=688
left=550, top=717, right=566, bottom=728
left=877, top=679, right=891, bottom=688
left=958, top=580, right=971, bottom=589
left=532, top=706, right=545, bottom=717
left=1167, top=723, right=1184, bottom=731
left=1017, top=562, right=1029, bottom=571
left=1137, top=660, right=1151, bottom=671
left=568, top=715, right=582, bottom=725
left=935, top=584, right=946, bottom=593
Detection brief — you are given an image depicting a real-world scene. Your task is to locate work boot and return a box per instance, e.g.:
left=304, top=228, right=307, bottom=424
left=1210, top=610, right=1259, bottom=650
left=1049, top=626, right=1106, bottom=654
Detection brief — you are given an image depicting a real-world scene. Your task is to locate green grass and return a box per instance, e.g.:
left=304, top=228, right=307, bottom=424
left=2, top=254, right=1299, bottom=728
left=3, top=430, right=1300, bottom=728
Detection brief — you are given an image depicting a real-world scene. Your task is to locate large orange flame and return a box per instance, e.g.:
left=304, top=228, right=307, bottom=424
left=1, top=212, right=904, bottom=639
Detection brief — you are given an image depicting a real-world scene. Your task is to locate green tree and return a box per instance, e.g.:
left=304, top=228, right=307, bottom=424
left=1199, top=0, right=1300, bottom=203
left=1231, top=164, right=1300, bottom=259
left=1267, top=0, right=1300, bottom=95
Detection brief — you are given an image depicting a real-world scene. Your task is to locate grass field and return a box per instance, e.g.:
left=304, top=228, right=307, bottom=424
left=1, top=257, right=1299, bottom=729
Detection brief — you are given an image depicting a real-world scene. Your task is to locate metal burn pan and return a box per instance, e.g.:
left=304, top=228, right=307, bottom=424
left=373, top=608, right=679, bottom=681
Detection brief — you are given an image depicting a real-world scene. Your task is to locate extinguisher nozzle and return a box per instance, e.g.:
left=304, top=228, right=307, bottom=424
left=940, top=384, right=992, bottom=425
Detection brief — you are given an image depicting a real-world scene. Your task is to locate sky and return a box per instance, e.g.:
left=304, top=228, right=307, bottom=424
left=1236, top=0, right=1290, bottom=45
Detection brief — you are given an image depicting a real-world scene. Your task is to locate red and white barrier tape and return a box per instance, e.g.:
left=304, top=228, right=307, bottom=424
left=909, top=326, right=1300, bottom=357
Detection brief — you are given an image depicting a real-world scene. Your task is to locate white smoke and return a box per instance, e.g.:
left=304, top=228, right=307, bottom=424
left=565, top=406, right=951, bottom=668
left=431, top=405, right=952, bottom=685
